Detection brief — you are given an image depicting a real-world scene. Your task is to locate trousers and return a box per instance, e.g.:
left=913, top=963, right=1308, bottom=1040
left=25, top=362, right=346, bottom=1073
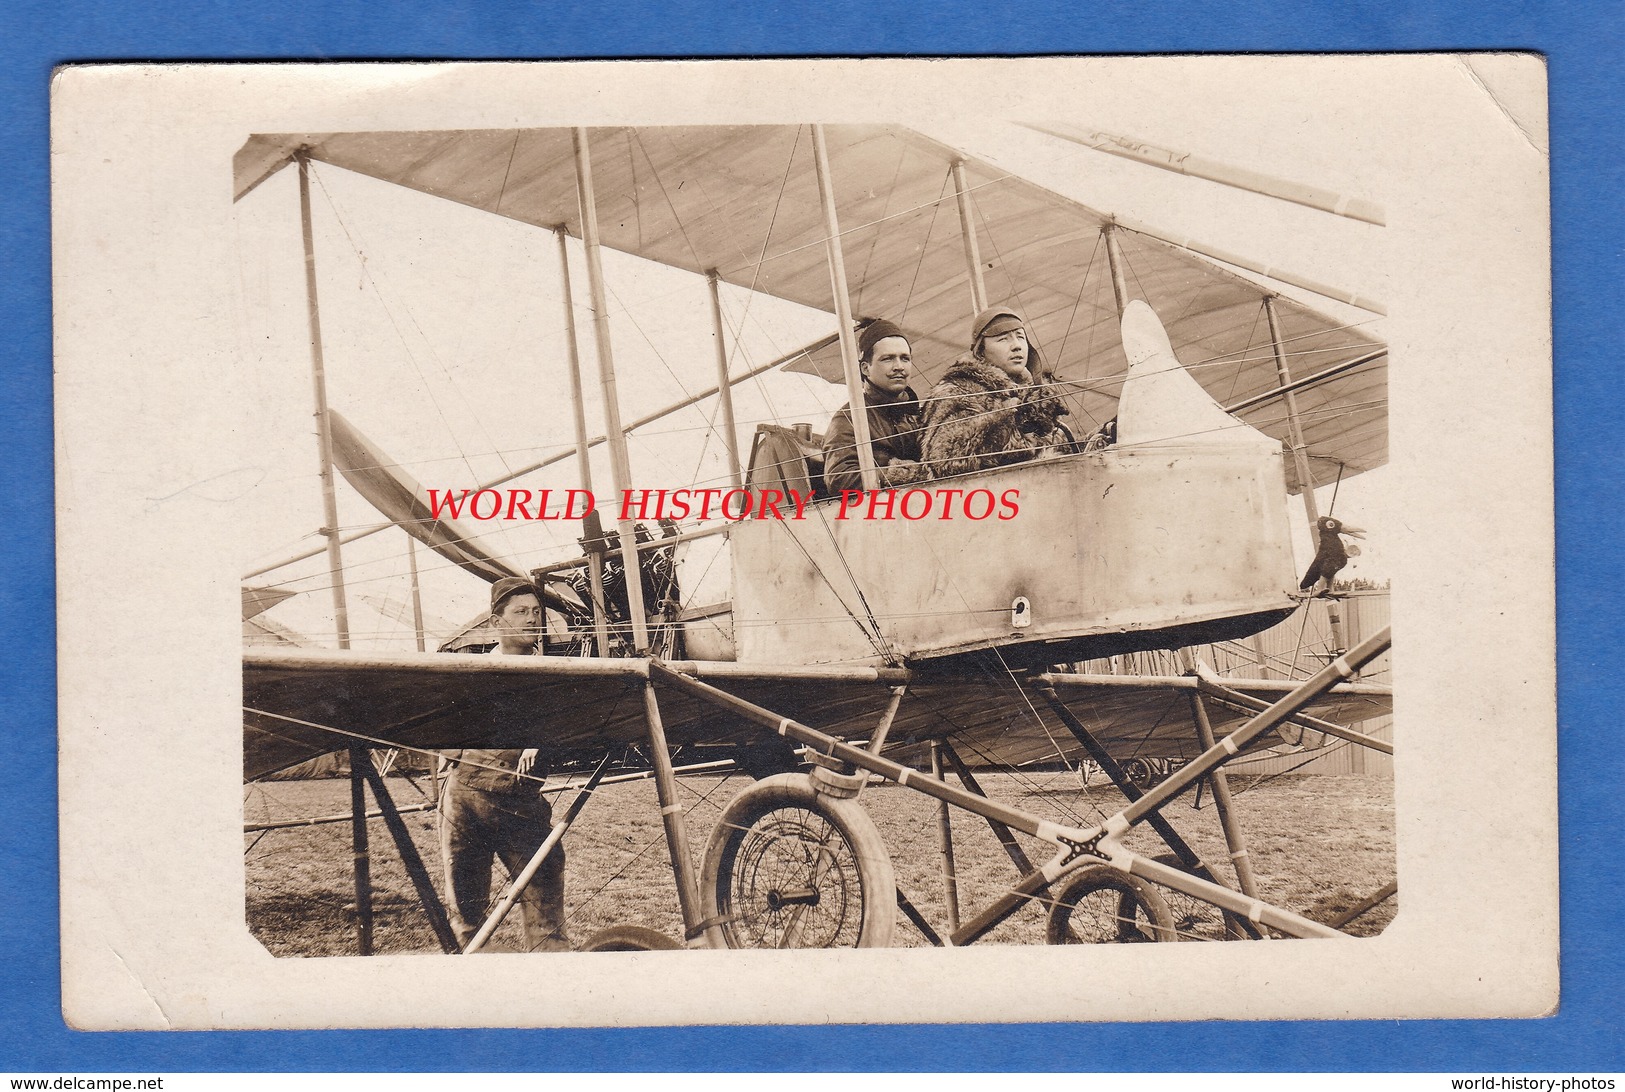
left=438, top=767, right=567, bottom=952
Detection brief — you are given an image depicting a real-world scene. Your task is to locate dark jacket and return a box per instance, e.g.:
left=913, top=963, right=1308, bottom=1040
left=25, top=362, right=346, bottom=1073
left=822, top=384, right=928, bottom=493
left=444, top=645, right=542, bottom=791
left=920, top=355, right=1071, bottom=479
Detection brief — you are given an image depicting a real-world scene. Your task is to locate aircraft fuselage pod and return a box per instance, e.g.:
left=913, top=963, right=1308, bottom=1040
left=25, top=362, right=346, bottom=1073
left=690, top=301, right=1298, bottom=670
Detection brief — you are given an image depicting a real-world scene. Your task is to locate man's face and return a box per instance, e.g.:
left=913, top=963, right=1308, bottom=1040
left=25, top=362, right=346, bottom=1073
left=979, top=326, right=1029, bottom=378
left=493, top=592, right=544, bottom=645
left=861, top=335, right=912, bottom=396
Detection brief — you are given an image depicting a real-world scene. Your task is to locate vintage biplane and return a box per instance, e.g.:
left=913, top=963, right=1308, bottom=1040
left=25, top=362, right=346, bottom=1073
left=236, top=122, right=1393, bottom=953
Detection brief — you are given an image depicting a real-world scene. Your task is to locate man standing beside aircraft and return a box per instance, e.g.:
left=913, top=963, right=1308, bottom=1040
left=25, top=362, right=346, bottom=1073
left=821, top=318, right=928, bottom=493
left=438, top=577, right=570, bottom=952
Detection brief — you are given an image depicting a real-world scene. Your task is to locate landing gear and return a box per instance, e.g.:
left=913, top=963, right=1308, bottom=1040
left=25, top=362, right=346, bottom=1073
left=1120, top=757, right=1156, bottom=792
left=1148, top=853, right=1249, bottom=940
left=701, top=773, right=896, bottom=949
left=1045, top=865, right=1177, bottom=944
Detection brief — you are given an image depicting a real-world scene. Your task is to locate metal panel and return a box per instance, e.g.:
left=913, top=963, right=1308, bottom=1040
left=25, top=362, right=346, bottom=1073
left=729, top=444, right=1298, bottom=668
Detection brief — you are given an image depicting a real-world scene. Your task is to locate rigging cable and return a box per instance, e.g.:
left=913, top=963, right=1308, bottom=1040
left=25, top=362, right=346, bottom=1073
left=308, top=163, right=525, bottom=565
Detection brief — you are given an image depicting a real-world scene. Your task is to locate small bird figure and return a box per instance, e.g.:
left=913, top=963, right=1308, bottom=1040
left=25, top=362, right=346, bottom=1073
left=1298, top=516, right=1366, bottom=597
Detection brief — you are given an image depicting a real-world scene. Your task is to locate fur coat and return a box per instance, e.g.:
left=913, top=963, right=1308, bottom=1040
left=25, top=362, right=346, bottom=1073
left=919, top=354, right=1072, bottom=479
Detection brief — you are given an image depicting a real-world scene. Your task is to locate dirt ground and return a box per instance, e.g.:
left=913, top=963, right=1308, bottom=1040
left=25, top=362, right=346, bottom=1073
left=244, top=765, right=1396, bottom=956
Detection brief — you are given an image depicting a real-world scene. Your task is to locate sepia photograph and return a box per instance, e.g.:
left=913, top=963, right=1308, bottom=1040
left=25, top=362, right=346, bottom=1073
left=235, top=120, right=1395, bottom=958
left=53, top=56, right=1554, bottom=1029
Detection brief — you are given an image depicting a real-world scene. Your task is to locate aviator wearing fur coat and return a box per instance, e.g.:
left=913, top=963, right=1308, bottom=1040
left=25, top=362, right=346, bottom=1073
left=920, top=308, right=1073, bottom=479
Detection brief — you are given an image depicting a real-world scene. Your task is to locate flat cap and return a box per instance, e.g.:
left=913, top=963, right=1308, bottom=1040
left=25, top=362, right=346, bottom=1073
left=490, top=576, right=540, bottom=613
left=970, top=307, right=1025, bottom=345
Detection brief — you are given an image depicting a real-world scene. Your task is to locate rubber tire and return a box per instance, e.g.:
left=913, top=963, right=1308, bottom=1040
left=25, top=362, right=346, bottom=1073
left=581, top=924, right=682, bottom=952
left=1150, top=853, right=1249, bottom=941
left=1045, top=864, right=1177, bottom=944
left=701, top=772, right=896, bottom=949
left=1120, top=758, right=1155, bottom=792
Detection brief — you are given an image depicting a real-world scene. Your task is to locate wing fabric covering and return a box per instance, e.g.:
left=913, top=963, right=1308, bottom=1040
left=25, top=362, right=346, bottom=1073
left=243, top=649, right=1392, bottom=780
left=327, top=409, right=524, bottom=585
left=242, top=585, right=296, bottom=620
left=233, top=126, right=1384, bottom=493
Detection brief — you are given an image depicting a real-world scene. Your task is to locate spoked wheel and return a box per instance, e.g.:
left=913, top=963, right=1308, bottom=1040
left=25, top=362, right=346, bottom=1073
left=1150, top=853, right=1249, bottom=941
left=701, top=773, right=895, bottom=949
left=1045, top=864, right=1177, bottom=944
left=1119, top=758, right=1156, bottom=792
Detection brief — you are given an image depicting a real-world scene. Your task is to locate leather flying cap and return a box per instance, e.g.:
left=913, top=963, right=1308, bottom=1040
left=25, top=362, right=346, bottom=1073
left=490, top=576, right=540, bottom=613
left=857, top=318, right=908, bottom=361
left=970, top=307, right=1025, bottom=345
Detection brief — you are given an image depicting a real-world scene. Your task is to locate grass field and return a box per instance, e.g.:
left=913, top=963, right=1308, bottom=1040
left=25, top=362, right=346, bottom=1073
left=244, top=767, right=1396, bottom=956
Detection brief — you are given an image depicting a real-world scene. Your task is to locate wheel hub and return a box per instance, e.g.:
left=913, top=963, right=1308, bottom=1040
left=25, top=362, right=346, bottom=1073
left=766, top=886, right=819, bottom=910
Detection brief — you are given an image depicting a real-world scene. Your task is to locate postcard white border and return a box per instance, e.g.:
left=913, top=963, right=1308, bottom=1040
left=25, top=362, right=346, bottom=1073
left=53, top=56, right=1554, bottom=1029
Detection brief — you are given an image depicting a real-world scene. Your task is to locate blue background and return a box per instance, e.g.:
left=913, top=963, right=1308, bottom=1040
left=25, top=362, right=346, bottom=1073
left=3, top=1, right=1619, bottom=1073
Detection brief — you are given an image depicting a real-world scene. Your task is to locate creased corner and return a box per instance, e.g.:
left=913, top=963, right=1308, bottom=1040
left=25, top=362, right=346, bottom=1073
left=80, top=943, right=175, bottom=1030
left=1455, top=56, right=1548, bottom=159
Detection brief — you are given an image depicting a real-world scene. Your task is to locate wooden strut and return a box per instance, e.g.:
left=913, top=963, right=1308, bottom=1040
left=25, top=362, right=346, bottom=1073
left=951, top=159, right=989, bottom=315
left=814, top=686, right=906, bottom=796
left=243, top=758, right=740, bottom=832
left=930, top=742, right=961, bottom=937
left=1194, top=671, right=1394, bottom=755
left=1266, top=293, right=1325, bottom=530
left=1103, top=222, right=1133, bottom=315
left=1182, top=674, right=1260, bottom=899
left=1107, top=215, right=1386, bottom=315
left=1090, top=629, right=1391, bottom=941
left=1266, top=292, right=1348, bottom=652
left=950, top=869, right=1054, bottom=947
left=294, top=152, right=351, bottom=651
left=405, top=536, right=426, bottom=653
left=937, top=740, right=1033, bottom=875
left=356, top=755, right=458, bottom=954
left=1116, top=629, right=1390, bottom=826
left=1033, top=669, right=1389, bottom=696
left=650, top=661, right=1057, bottom=839
left=462, top=753, right=613, bottom=955
left=1325, top=879, right=1398, bottom=929
left=554, top=225, right=613, bottom=656
left=244, top=800, right=435, bottom=833
left=630, top=678, right=1125, bottom=945
left=1010, top=631, right=1387, bottom=941
left=1221, top=349, right=1386, bottom=416
left=895, top=889, right=944, bottom=947
left=641, top=683, right=724, bottom=948
left=1036, top=688, right=1234, bottom=892
left=648, top=662, right=1071, bottom=947
left=706, top=271, right=745, bottom=490
left=649, top=641, right=1390, bottom=942
left=572, top=127, right=651, bottom=652
left=811, top=123, right=878, bottom=492
left=346, top=743, right=373, bottom=955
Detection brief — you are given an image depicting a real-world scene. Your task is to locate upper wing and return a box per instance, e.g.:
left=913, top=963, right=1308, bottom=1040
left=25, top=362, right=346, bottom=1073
left=233, top=125, right=1384, bottom=491
left=244, top=648, right=1391, bottom=780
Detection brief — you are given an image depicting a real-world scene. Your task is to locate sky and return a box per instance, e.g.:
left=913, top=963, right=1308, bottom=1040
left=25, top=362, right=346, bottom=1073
left=231, top=109, right=1398, bottom=650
